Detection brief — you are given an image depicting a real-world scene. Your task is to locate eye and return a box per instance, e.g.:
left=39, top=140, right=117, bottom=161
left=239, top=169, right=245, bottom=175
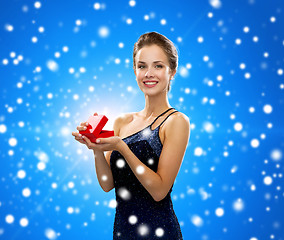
left=138, top=65, right=145, bottom=69
left=155, top=65, right=163, bottom=69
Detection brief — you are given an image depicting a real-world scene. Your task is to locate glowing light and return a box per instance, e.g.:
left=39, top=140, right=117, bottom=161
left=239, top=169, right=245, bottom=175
left=37, top=162, right=46, bottom=170
left=250, top=184, right=256, bottom=191
left=98, top=26, right=110, bottom=38
left=142, top=128, right=151, bottom=137
left=191, top=215, right=203, bottom=227
left=155, top=227, right=164, bottom=237
left=8, top=137, right=17, bottom=147
left=179, top=66, right=189, bottom=78
left=270, top=149, right=282, bottom=161
left=233, top=198, right=244, bottom=212
left=5, top=24, right=14, bottom=32
left=5, top=215, right=14, bottom=224
left=116, top=159, right=125, bottom=168
left=234, top=122, right=243, bottom=131
left=118, top=187, right=131, bottom=200
left=137, top=224, right=149, bottom=236
left=148, top=158, right=154, bottom=165
left=198, top=36, right=204, bottom=43
left=46, top=60, right=59, bottom=72
left=45, top=228, right=57, bottom=240
left=0, top=124, right=7, bottom=133
left=203, top=121, right=214, bottom=133
left=19, top=218, right=29, bottom=227
left=35, top=151, right=49, bottom=162
left=67, top=207, right=74, bottom=214
left=194, top=147, right=203, bottom=156
left=17, top=170, right=26, bottom=179
left=93, top=3, right=100, bottom=10
left=263, top=176, right=272, bottom=185
left=108, top=199, right=117, bottom=208
left=129, top=0, right=136, bottom=7
left=250, top=139, right=259, bottom=148
left=136, top=166, right=145, bottom=175
left=215, top=207, right=224, bottom=217
left=68, top=182, right=75, bottom=189
left=263, top=104, right=272, bottom=114
left=160, top=19, right=166, bottom=25
left=209, top=0, right=222, bottom=9
left=128, top=215, right=138, bottom=224
left=34, top=1, right=41, bottom=9
left=22, top=188, right=31, bottom=197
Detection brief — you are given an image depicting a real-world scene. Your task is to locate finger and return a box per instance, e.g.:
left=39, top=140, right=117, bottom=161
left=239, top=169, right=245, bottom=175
left=72, top=131, right=81, bottom=137
left=82, top=136, right=93, bottom=148
left=80, top=121, right=89, bottom=126
left=74, top=137, right=86, bottom=144
left=73, top=133, right=85, bottom=141
left=77, top=125, right=88, bottom=131
left=95, top=138, right=103, bottom=144
left=80, top=121, right=90, bottom=127
left=95, top=138, right=110, bottom=144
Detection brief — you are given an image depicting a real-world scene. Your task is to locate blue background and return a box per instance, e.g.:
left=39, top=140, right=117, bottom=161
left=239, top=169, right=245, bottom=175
left=0, top=0, right=283, bottom=239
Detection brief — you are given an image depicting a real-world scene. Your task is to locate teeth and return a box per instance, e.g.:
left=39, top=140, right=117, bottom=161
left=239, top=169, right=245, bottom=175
left=144, top=82, right=157, bottom=85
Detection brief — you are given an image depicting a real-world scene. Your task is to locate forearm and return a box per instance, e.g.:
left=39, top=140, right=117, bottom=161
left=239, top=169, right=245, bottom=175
left=118, top=141, right=164, bottom=201
left=93, top=150, right=114, bottom=192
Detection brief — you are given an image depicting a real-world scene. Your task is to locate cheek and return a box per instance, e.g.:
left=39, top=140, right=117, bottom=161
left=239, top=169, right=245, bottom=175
left=137, top=71, right=145, bottom=79
left=160, top=70, right=170, bottom=78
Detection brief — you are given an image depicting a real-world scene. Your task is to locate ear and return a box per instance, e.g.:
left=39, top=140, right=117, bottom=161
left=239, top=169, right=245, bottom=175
left=170, top=69, right=176, bottom=79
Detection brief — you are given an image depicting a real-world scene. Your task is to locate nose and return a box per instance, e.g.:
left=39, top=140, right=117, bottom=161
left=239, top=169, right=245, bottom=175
left=145, top=67, right=154, bottom=78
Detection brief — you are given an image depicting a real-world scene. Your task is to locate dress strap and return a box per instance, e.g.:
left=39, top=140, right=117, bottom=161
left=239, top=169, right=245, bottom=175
left=150, top=108, right=175, bottom=127
left=157, top=110, right=179, bottom=128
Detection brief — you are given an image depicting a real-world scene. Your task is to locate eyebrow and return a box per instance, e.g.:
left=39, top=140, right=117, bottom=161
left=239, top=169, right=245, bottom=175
left=138, top=61, right=165, bottom=64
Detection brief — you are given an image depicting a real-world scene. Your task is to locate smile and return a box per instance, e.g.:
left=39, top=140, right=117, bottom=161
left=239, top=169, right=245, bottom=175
left=143, top=81, right=158, bottom=87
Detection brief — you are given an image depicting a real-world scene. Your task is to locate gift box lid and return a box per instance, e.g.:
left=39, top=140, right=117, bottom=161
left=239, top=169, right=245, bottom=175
left=80, top=114, right=108, bottom=137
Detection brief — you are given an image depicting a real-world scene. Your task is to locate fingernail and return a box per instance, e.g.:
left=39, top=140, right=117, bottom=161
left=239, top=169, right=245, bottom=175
left=96, top=139, right=100, bottom=143
left=79, top=134, right=82, bottom=137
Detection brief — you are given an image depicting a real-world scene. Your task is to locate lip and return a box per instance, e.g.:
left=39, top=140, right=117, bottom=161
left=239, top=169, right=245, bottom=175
left=143, top=81, right=158, bottom=88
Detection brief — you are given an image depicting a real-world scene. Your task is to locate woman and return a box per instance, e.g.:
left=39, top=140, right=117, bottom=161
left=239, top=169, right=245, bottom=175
left=72, top=32, right=190, bottom=239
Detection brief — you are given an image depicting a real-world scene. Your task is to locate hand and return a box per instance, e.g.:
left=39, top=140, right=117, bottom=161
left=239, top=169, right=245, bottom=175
left=82, top=135, right=124, bottom=152
left=72, top=113, right=99, bottom=146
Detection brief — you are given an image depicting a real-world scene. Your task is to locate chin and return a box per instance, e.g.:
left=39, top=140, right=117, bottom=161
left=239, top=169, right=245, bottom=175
left=143, top=89, right=168, bottom=97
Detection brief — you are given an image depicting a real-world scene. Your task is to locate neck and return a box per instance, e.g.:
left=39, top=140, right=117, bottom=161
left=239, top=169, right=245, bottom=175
left=141, top=91, right=172, bottom=118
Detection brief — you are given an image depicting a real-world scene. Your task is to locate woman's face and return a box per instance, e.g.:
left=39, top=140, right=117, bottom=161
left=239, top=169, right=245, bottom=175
left=134, top=44, right=175, bottom=96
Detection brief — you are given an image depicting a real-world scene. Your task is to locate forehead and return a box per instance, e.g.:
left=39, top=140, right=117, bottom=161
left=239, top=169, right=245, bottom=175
left=136, top=45, right=168, bottom=63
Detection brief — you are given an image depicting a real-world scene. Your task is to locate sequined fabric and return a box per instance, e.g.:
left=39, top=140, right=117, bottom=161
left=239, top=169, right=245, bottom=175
left=110, top=108, right=183, bottom=239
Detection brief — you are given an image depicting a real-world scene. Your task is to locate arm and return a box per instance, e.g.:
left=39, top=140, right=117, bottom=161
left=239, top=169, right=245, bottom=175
left=118, top=113, right=190, bottom=202
left=93, top=150, right=114, bottom=192
left=93, top=115, right=123, bottom=192
left=73, top=114, right=123, bottom=192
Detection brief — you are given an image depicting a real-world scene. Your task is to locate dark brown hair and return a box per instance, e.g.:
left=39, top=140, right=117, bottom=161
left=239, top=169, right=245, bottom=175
left=133, top=32, right=178, bottom=92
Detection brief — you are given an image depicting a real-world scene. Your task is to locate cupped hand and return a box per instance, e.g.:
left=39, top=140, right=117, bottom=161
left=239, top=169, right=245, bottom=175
left=82, top=135, right=124, bottom=152
left=72, top=113, right=123, bottom=152
left=72, top=112, right=98, bottom=145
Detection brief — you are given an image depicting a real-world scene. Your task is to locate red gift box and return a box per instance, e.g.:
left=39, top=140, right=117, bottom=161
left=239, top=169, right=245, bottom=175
left=79, top=114, right=114, bottom=142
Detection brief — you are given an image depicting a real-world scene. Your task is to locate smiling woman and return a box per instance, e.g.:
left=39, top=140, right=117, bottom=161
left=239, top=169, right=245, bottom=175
left=72, top=32, right=190, bottom=239
left=133, top=32, right=178, bottom=93
left=134, top=44, right=174, bottom=93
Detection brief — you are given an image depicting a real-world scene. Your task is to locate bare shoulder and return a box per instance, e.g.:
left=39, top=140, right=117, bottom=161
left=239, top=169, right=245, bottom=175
left=166, top=111, right=190, bottom=126
left=163, top=111, right=190, bottom=138
left=113, top=112, right=135, bottom=136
